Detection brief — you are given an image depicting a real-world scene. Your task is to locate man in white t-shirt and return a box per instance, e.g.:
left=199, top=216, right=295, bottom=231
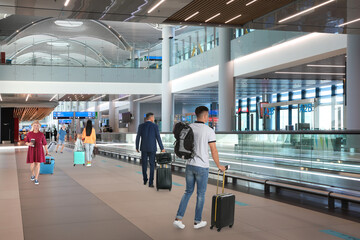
left=173, top=106, right=226, bottom=230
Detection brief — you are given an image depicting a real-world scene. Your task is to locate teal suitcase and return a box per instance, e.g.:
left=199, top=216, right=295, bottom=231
left=40, top=156, right=55, bottom=174
left=74, top=151, right=85, bottom=166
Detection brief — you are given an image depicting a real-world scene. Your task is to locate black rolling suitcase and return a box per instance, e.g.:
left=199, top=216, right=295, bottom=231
left=156, top=164, right=172, bottom=191
left=210, top=167, right=235, bottom=232
left=156, top=152, right=172, bottom=164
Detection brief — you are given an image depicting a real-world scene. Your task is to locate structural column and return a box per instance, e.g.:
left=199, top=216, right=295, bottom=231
left=161, top=26, right=175, bottom=132
left=129, top=95, right=140, bottom=133
left=95, top=101, right=101, bottom=132
left=263, top=94, right=272, bottom=131
left=218, top=28, right=234, bottom=131
left=109, top=96, right=116, bottom=131
left=346, top=34, right=360, bottom=130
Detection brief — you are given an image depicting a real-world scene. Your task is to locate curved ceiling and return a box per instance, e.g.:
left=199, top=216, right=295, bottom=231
left=1, top=18, right=134, bottom=67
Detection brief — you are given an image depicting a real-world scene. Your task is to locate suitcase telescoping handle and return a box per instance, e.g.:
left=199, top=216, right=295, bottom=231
left=216, top=165, right=230, bottom=195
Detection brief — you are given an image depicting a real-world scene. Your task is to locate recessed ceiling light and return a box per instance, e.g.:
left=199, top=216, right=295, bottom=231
left=307, top=64, right=346, bottom=68
left=0, top=94, right=2, bottom=101
left=278, top=0, right=335, bottom=23
left=275, top=71, right=345, bottom=76
left=64, top=0, right=70, bottom=6
left=113, top=95, right=130, bottom=101
left=225, top=14, right=242, bottom=24
left=246, top=0, right=257, bottom=6
left=185, top=11, right=199, bottom=21
left=205, top=13, right=220, bottom=23
left=226, top=0, right=235, bottom=4
left=26, top=94, right=30, bottom=102
left=55, top=20, right=83, bottom=27
left=47, top=42, right=69, bottom=47
left=133, top=95, right=156, bottom=102
left=92, top=95, right=106, bottom=101
left=148, top=0, right=165, bottom=13
left=337, top=17, right=360, bottom=27
left=49, top=94, right=57, bottom=101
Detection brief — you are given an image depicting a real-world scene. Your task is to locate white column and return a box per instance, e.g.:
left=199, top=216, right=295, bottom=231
left=161, top=26, right=175, bottom=132
left=95, top=101, right=101, bottom=132
left=218, top=28, right=234, bottom=132
left=346, top=34, right=360, bottom=130
left=129, top=95, right=140, bottom=133
left=109, top=96, right=116, bottom=131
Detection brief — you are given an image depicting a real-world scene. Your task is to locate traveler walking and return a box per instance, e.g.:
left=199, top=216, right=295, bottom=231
left=136, top=112, right=165, bottom=188
left=82, top=120, right=96, bottom=166
left=25, top=120, right=49, bottom=185
left=173, top=106, right=226, bottom=229
left=55, top=125, right=66, bottom=153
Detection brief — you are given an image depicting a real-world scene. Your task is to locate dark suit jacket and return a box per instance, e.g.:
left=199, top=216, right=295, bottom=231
left=136, top=121, right=164, bottom=152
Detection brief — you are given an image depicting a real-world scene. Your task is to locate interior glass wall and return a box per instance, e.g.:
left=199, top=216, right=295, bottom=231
left=96, top=132, right=360, bottom=191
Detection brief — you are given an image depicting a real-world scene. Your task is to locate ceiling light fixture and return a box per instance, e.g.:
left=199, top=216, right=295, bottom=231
left=55, top=20, right=83, bottom=27
left=47, top=42, right=69, bottom=47
left=246, top=0, right=257, bottom=6
left=49, top=94, right=57, bottom=101
left=147, top=0, right=165, bottom=13
left=92, top=94, right=106, bottom=101
left=226, top=0, right=235, bottom=4
left=124, top=0, right=149, bottom=22
left=64, top=0, right=70, bottom=6
left=0, top=94, right=2, bottom=101
left=185, top=11, right=199, bottom=21
left=275, top=71, right=345, bottom=76
left=133, top=95, right=156, bottom=102
left=307, top=64, right=346, bottom=68
left=205, top=13, right=220, bottom=23
left=338, top=17, right=360, bottom=27
left=278, top=0, right=335, bottom=23
left=113, top=95, right=130, bottom=101
left=225, top=14, right=242, bottom=24
left=25, top=94, right=30, bottom=102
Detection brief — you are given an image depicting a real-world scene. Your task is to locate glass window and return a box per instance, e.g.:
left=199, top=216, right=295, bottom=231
left=272, top=94, right=277, bottom=103
left=306, top=88, right=315, bottom=98
left=280, top=109, right=288, bottom=130
left=293, top=90, right=301, bottom=100
left=319, top=105, right=331, bottom=130
left=320, top=85, right=331, bottom=96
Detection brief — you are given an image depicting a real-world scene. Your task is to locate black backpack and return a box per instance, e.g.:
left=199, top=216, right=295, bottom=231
left=173, top=122, right=195, bottom=159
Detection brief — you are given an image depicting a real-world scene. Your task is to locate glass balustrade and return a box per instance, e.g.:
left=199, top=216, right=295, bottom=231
left=96, top=132, right=360, bottom=191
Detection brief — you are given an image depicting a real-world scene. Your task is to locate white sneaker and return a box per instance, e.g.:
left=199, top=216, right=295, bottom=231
left=173, top=220, right=185, bottom=229
left=194, top=221, right=207, bottom=229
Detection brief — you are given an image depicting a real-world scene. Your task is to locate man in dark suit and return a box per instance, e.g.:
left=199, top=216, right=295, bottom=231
left=136, top=112, right=165, bottom=187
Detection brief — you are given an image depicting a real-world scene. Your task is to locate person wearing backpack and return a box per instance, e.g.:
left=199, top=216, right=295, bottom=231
left=136, top=112, right=165, bottom=188
left=173, top=106, right=226, bottom=230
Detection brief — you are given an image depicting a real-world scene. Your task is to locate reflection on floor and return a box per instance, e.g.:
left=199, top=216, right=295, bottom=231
left=0, top=146, right=359, bottom=240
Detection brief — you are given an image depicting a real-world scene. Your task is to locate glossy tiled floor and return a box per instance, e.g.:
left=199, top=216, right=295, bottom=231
left=1, top=146, right=360, bottom=240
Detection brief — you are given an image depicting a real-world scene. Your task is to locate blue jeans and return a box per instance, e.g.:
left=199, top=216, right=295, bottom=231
left=176, top=165, right=209, bottom=223
left=84, top=143, right=94, bottom=163
left=141, top=151, right=156, bottom=185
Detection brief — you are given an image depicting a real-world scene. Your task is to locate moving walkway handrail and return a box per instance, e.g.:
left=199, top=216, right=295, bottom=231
left=68, top=142, right=360, bottom=210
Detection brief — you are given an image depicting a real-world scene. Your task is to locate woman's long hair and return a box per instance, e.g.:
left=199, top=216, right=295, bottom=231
left=86, top=120, right=92, bottom=136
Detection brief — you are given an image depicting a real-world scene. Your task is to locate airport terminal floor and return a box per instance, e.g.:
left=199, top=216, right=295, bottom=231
left=1, top=145, right=360, bottom=240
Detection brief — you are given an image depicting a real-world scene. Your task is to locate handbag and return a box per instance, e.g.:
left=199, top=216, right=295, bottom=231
left=93, top=146, right=99, bottom=156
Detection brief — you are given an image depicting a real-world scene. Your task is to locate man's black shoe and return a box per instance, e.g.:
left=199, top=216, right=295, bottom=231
left=144, top=180, right=148, bottom=185
left=149, top=184, right=154, bottom=188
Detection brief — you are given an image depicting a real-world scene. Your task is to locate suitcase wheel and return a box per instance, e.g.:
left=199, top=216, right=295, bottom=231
left=210, top=226, right=214, bottom=230
left=229, top=224, right=233, bottom=228
left=217, top=228, right=221, bottom=232
left=73, top=164, right=75, bottom=167
left=83, top=164, right=85, bottom=166
left=157, top=188, right=159, bottom=191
